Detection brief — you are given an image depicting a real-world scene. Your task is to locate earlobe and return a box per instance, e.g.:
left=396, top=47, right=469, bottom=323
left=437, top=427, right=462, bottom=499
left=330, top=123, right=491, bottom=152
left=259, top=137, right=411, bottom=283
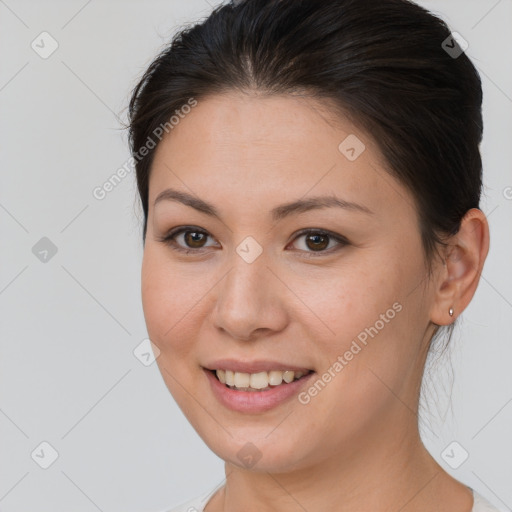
left=430, top=208, right=490, bottom=326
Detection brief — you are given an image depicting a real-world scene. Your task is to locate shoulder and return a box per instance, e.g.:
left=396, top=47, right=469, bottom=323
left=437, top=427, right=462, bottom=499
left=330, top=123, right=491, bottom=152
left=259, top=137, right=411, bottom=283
left=164, top=486, right=218, bottom=512
left=471, top=489, right=502, bottom=512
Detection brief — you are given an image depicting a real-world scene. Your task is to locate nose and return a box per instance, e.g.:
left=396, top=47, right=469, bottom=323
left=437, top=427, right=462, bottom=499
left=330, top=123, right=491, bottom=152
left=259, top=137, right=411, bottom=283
left=211, top=251, right=289, bottom=341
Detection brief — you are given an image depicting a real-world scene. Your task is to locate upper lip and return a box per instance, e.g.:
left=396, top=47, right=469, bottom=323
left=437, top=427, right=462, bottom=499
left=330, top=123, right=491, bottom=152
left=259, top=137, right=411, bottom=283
left=203, top=359, right=314, bottom=374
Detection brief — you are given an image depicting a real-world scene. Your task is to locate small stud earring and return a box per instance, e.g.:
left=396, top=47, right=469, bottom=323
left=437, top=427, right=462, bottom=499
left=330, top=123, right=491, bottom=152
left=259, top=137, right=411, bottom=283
left=449, top=307, right=454, bottom=317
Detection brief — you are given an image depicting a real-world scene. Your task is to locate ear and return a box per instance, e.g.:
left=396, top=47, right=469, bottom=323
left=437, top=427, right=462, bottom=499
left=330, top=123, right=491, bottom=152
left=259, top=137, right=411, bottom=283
left=430, top=208, right=490, bottom=326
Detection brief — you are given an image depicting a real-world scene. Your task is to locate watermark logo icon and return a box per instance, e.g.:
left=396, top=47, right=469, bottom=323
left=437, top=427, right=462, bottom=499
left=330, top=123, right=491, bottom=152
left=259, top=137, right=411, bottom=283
left=31, top=441, right=59, bottom=469
left=441, top=441, right=469, bottom=469
left=31, top=32, right=59, bottom=59
left=236, top=442, right=262, bottom=468
left=441, top=32, right=468, bottom=59
left=32, top=237, right=58, bottom=263
left=133, top=338, right=161, bottom=366
left=338, top=134, right=366, bottom=161
left=236, top=236, right=263, bottom=264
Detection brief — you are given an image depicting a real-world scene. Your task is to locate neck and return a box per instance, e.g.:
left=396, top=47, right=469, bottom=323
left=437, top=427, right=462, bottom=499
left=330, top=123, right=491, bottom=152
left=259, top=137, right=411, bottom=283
left=207, top=407, right=473, bottom=512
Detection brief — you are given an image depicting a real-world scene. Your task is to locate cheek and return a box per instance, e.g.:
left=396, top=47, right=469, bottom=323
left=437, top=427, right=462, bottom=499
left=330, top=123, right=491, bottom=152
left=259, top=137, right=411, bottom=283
left=304, top=251, right=420, bottom=373
left=141, top=250, right=204, bottom=410
left=289, top=256, right=401, bottom=341
left=141, top=249, right=192, bottom=356
left=141, top=246, right=220, bottom=369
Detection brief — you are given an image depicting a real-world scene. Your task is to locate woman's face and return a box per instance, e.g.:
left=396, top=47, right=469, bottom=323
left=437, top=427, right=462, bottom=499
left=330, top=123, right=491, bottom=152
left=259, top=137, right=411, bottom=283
left=141, top=92, right=440, bottom=472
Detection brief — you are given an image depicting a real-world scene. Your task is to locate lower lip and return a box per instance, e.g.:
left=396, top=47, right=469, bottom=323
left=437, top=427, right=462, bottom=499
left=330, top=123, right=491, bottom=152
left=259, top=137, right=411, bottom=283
left=203, top=368, right=315, bottom=413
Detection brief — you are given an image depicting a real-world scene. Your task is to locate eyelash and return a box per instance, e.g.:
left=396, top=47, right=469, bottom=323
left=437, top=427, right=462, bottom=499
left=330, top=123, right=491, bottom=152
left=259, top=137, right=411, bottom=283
left=157, top=226, right=349, bottom=258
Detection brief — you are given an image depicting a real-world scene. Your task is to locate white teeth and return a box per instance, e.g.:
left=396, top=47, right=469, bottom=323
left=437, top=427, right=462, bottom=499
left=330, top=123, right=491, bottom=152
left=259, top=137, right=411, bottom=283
left=225, top=370, right=234, bottom=386
left=214, top=369, right=310, bottom=390
left=268, top=370, right=283, bottom=386
left=234, top=372, right=250, bottom=388
left=250, top=372, right=269, bottom=389
left=216, top=369, right=226, bottom=383
left=283, top=370, right=295, bottom=383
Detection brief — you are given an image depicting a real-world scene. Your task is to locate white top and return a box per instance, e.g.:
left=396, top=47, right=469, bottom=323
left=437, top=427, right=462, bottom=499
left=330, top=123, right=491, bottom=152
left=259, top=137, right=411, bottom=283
left=165, top=485, right=502, bottom=512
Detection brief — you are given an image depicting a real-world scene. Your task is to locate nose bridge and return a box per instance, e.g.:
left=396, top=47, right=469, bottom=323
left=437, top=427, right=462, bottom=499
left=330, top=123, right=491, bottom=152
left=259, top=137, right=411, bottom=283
left=220, top=242, right=268, bottom=314
left=213, top=239, right=285, bottom=339
left=225, top=233, right=268, bottom=296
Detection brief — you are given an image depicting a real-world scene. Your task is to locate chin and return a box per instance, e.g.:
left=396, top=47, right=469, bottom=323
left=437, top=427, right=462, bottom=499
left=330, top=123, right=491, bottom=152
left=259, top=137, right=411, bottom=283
left=194, top=423, right=313, bottom=473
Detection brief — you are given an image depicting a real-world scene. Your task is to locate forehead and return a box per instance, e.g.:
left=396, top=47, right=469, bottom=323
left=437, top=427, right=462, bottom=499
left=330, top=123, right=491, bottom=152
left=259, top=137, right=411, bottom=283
left=148, top=92, right=413, bottom=220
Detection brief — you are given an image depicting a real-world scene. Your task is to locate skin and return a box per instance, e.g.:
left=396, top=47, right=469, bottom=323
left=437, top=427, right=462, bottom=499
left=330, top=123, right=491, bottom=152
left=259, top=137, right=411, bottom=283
left=140, top=91, right=490, bottom=512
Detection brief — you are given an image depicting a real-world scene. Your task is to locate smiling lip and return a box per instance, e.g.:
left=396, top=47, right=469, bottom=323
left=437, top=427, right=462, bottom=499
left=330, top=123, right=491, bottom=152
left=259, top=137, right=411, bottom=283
left=203, top=359, right=313, bottom=374
left=203, top=367, right=316, bottom=413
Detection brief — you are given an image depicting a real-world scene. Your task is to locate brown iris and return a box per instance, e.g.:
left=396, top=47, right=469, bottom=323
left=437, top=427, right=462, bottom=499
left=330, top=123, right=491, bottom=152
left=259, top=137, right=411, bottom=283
left=305, top=233, right=329, bottom=251
left=184, top=231, right=207, bottom=248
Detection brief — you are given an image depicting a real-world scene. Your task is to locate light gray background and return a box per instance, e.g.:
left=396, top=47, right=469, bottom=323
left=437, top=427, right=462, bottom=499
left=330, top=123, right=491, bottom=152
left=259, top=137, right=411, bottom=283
left=1, top=0, right=511, bottom=511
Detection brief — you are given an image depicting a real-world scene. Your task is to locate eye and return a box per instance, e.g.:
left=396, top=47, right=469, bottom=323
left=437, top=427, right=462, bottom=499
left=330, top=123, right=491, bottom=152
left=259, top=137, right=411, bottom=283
left=157, top=226, right=349, bottom=257
left=287, top=228, right=349, bottom=257
left=157, top=226, right=218, bottom=254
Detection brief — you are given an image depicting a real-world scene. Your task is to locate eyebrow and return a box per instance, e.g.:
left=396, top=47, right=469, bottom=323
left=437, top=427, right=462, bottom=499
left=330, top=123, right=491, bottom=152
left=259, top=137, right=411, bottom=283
left=153, top=188, right=374, bottom=222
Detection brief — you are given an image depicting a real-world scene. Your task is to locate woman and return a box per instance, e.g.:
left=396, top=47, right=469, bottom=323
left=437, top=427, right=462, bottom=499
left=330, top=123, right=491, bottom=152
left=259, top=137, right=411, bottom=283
left=127, top=0, right=498, bottom=510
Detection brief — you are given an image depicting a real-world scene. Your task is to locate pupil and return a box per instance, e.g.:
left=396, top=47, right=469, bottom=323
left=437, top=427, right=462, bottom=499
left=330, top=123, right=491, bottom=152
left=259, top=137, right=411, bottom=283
left=186, top=231, right=204, bottom=247
left=307, top=234, right=328, bottom=251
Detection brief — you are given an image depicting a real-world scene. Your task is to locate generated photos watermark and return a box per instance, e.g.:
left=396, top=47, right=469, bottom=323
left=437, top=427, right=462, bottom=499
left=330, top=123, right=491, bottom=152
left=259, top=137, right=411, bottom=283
left=298, top=301, right=403, bottom=405
left=92, top=97, right=198, bottom=201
